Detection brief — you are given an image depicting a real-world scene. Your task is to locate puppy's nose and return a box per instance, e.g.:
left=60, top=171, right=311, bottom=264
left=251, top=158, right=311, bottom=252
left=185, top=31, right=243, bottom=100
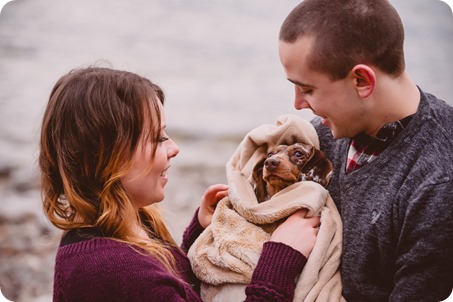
left=264, top=158, right=280, bottom=172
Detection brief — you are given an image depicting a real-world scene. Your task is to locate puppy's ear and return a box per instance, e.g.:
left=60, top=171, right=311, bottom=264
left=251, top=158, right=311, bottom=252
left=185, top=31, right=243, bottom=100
left=252, top=158, right=267, bottom=203
left=301, top=148, right=333, bottom=187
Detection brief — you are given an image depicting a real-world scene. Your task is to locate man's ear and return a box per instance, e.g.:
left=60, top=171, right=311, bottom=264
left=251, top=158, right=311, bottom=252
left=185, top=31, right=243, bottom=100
left=351, top=64, right=376, bottom=98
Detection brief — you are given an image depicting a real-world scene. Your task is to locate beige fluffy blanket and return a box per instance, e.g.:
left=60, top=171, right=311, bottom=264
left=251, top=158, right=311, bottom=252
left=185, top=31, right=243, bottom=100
left=187, top=115, right=344, bottom=301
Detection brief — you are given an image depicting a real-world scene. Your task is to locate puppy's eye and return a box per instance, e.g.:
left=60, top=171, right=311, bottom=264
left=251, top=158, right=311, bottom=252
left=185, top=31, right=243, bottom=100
left=294, top=151, right=303, bottom=157
left=267, top=152, right=274, bottom=157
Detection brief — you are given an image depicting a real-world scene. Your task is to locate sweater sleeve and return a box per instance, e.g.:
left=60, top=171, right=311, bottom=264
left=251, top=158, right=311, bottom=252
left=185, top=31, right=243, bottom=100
left=245, top=241, right=308, bottom=302
left=181, top=208, right=205, bottom=253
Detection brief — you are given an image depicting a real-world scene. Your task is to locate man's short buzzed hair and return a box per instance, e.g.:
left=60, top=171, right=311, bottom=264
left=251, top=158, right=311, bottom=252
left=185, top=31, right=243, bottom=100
left=280, top=0, right=405, bottom=80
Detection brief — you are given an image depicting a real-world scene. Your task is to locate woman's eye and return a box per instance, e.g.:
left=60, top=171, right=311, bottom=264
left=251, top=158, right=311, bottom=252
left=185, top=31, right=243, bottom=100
left=159, top=136, right=169, bottom=144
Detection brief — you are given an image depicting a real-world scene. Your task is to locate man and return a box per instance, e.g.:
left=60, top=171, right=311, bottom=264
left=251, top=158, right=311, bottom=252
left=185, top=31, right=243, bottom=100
left=278, top=0, right=453, bottom=301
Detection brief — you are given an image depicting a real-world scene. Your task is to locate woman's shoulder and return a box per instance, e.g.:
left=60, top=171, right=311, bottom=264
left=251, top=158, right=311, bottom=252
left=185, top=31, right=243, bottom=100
left=55, top=236, right=176, bottom=283
left=58, top=235, right=129, bottom=255
left=58, top=228, right=132, bottom=257
left=58, top=228, right=162, bottom=271
left=53, top=236, right=198, bottom=301
left=57, top=235, right=158, bottom=266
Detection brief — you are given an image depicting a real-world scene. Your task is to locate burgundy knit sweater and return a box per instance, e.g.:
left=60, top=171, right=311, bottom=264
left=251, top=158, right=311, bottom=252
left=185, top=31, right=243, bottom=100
left=53, top=211, right=307, bottom=301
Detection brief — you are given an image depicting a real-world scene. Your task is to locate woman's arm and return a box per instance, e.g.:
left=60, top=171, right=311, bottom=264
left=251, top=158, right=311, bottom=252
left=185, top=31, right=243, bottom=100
left=245, top=210, right=320, bottom=301
left=245, top=242, right=307, bottom=302
left=181, top=184, right=228, bottom=253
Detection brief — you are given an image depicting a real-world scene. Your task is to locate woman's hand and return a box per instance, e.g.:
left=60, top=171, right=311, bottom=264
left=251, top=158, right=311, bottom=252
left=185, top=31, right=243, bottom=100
left=198, top=184, right=229, bottom=228
left=270, top=209, right=320, bottom=257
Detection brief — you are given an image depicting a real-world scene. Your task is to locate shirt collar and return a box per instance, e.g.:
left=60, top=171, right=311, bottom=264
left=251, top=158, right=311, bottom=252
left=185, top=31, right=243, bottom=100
left=353, top=114, right=414, bottom=148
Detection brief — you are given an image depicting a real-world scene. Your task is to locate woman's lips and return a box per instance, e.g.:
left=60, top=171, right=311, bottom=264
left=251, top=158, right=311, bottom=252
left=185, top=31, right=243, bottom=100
left=161, top=166, right=170, bottom=184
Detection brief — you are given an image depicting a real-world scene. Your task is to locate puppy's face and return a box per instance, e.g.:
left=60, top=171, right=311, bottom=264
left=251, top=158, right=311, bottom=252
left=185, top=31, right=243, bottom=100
left=263, top=143, right=313, bottom=189
left=252, top=142, right=332, bottom=203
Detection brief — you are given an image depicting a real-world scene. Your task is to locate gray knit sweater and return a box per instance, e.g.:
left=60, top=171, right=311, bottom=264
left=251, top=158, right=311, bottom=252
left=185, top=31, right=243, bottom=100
left=313, top=89, right=453, bottom=302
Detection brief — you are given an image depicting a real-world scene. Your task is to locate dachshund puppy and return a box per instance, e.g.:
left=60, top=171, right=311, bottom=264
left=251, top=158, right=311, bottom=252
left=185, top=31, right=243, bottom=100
left=252, top=143, right=333, bottom=203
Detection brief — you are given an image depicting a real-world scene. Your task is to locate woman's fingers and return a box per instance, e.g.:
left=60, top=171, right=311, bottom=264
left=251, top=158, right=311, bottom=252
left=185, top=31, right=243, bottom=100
left=198, top=184, right=229, bottom=228
left=202, top=184, right=229, bottom=206
left=270, top=209, right=320, bottom=257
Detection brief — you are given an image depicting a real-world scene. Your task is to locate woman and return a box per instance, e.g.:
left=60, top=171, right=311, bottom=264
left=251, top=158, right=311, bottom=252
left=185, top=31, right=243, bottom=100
left=39, top=67, right=320, bottom=301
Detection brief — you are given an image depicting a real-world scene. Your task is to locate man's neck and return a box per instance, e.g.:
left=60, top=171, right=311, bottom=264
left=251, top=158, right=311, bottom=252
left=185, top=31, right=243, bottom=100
left=366, top=71, right=420, bottom=138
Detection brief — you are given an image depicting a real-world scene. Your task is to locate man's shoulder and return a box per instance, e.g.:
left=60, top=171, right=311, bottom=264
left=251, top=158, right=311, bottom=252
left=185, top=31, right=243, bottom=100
left=421, top=91, right=453, bottom=135
left=401, top=93, right=453, bottom=183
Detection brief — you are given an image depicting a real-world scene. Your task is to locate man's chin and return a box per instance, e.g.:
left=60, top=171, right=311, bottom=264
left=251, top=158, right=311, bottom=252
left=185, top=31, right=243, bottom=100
left=329, top=127, right=348, bottom=139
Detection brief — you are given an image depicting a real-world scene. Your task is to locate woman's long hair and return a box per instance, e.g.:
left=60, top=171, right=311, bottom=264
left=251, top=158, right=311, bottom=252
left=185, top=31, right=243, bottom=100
left=39, top=67, right=178, bottom=272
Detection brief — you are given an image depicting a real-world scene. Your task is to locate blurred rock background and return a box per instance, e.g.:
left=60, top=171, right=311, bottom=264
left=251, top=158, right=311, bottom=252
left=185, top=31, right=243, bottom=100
left=0, top=0, right=452, bottom=301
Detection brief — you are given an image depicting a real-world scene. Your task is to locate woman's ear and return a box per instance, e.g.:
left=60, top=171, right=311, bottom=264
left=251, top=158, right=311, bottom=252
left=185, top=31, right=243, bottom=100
left=351, top=64, right=376, bottom=98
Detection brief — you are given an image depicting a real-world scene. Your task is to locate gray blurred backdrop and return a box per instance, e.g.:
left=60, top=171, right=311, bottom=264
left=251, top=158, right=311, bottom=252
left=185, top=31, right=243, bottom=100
left=0, top=0, right=452, bottom=301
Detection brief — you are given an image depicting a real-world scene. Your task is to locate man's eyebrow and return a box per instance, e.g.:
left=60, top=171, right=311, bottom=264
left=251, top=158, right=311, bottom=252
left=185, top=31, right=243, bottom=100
left=287, top=78, right=314, bottom=88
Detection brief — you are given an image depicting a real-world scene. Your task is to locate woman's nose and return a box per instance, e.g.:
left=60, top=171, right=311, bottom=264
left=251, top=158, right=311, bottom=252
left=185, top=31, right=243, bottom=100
left=168, top=139, right=179, bottom=158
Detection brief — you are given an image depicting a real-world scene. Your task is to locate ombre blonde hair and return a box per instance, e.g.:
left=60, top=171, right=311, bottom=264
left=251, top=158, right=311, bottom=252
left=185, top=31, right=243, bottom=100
left=39, top=67, right=178, bottom=272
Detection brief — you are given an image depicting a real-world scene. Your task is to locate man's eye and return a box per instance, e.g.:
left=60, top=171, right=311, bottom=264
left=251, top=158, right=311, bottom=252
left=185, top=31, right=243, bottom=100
left=298, top=87, right=313, bottom=95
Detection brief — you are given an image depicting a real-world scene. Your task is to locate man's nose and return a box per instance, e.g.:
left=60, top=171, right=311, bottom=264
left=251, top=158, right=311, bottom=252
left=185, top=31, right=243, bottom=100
left=294, top=86, right=310, bottom=110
